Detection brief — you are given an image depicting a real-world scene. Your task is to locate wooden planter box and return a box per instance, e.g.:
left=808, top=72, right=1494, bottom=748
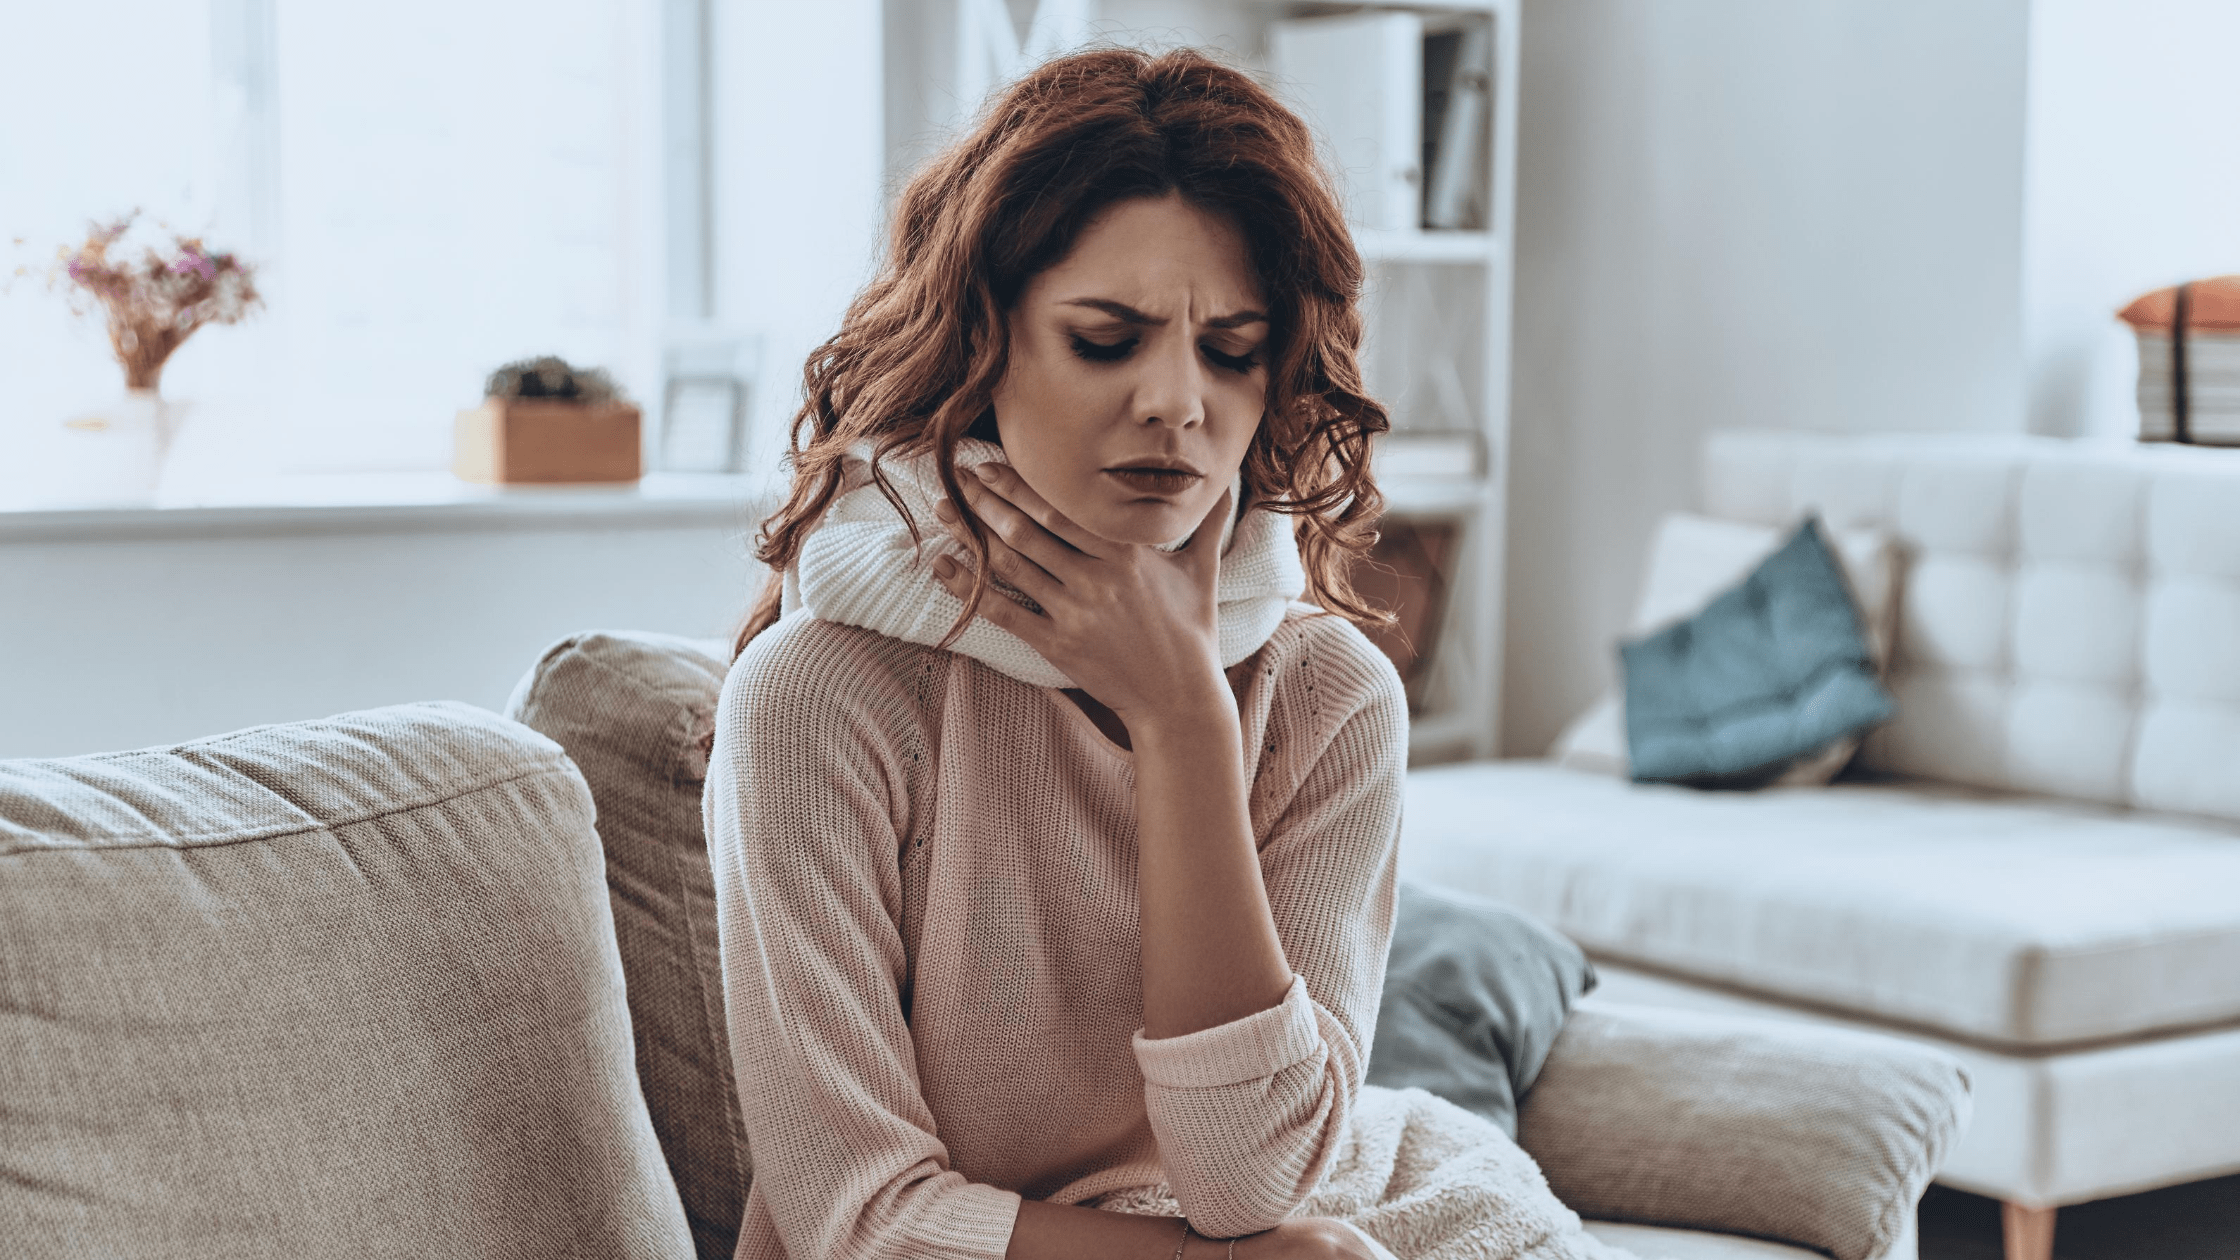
left=453, top=399, right=642, bottom=484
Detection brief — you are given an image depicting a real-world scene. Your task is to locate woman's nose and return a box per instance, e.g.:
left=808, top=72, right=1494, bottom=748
left=1133, top=333, right=1205, bottom=430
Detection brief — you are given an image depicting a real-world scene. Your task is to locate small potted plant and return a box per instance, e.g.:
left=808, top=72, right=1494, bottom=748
left=455, top=355, right=642, bottom=484
left=42, top=213, right=261, bottom=501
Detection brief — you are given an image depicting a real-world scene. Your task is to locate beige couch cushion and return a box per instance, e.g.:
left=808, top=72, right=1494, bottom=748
left=1403, top=761, right=2240, bottom=1048
left=507, top=631, right=746, bottom=1260
left=1583, top=1222, right=1829, bottom=1259
left=1589, top=960, right=2240, bottom=1209
left=1582, top=1222, right=1830, bottom=1260
left=1525, top=1003, right=1967, bottom=1260
left=0, top=703, right=693, bottom=1258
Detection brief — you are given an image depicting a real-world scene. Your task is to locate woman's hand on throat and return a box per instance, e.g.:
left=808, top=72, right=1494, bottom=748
left=935, top=461, right=1293, bottom=1041
left=929, top=463, right=1235, bottom=735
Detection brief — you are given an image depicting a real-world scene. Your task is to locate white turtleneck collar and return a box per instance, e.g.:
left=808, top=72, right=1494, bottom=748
left=780, top=439, right=1307, bottom=689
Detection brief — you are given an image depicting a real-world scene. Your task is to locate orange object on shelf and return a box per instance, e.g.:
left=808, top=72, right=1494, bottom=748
left=2117, top=275, right=2240, bottom=330
left=453, top=399, right=642, bottom=484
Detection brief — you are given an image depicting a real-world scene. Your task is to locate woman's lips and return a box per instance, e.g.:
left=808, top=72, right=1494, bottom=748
left=1103, top=467, right=1205, bottom=495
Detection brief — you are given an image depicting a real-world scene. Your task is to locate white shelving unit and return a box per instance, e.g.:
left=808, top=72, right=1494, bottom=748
left=898, top=0, right=1521, bottom=761
left=1263, top=0, right=1521, bottom=763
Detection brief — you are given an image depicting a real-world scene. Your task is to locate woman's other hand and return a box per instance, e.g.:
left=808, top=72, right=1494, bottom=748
left=1231, top=1219, right=1399, bottom=1260
left=929, top=461, right=1233, bottom=730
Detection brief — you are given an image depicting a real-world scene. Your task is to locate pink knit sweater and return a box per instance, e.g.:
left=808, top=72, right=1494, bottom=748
left=707, top=606, right=1407, bottom=1260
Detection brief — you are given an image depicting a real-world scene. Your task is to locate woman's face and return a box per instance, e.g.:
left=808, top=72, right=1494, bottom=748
left=990, top=193, right=1271, bottom=547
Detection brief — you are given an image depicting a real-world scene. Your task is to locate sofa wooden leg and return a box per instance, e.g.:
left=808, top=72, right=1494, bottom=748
left=2001, top=1201, right=2056, bottom=1260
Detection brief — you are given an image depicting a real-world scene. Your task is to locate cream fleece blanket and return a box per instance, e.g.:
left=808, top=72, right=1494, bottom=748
left=1093, top=1086, right=1641, bottom=1260
left=781, top=439, right=1308, bottom=689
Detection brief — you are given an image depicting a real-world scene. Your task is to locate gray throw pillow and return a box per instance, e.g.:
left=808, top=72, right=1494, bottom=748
left=1621, top=516, right=1894, bottom=786
left=1365, top=882, right=1597, bottom=1136
left=0, top=703, right=694, bottom=1258
left=507, top=632, right=746, bottom=1260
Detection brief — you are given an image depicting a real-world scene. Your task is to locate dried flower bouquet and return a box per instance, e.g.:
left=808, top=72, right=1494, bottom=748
left=53, top=212, right=261, bottom=392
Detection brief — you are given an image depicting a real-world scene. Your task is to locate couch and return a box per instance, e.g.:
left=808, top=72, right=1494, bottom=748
left=0, top=630, right=1970, bottom=1259
left=1403, top=431, right=2240, bottom=1260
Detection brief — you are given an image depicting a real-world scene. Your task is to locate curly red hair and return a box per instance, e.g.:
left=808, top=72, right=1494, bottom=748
left=738, top=46, right=1390, bottom=656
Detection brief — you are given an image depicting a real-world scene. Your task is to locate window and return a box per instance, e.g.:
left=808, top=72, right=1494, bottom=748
left=2, top=0, right=659, bottom=478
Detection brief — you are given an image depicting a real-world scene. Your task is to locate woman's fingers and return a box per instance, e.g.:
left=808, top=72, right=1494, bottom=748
left=934, top=498, right=1063, bottom=600
left=974, top=527, right=1066, bottom=605
left=930, top=553, right=1048, bottom=642
left=947, top=482, right=1083, bottom=582
left=968, top=463, right=1112, bottom=561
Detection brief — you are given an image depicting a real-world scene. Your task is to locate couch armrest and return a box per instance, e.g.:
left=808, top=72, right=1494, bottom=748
left=1517, top=1000, right=1971, bottom=1260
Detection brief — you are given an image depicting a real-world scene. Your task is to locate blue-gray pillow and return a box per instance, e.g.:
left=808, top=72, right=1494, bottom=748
left=1366, top=882, right=1598, bottom=1137
left=1621, top=516, right=1894, bottom=786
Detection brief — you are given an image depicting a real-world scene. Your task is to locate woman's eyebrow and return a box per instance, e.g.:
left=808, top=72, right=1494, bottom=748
left=1060, top=297, right=1269, bottom=330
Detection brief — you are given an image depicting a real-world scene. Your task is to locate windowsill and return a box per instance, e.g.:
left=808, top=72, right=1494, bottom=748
left=0, top=471, right=772, bottom=542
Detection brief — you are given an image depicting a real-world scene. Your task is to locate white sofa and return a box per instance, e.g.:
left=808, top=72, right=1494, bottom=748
left=1404, top=431, right=2240, bottom=1260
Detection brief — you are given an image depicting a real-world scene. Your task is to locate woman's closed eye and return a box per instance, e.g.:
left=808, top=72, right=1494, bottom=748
left=1069, top=334, right=1137, bottom=363
left=1066, top=333, right=1262, bottom=374
left=1201, top=344, right=1259, bottom=374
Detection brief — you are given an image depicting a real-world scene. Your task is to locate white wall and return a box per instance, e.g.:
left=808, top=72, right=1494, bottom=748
left=0, top=517, right=757, bottom=761
left=1500, top=0, right=2031, bottom=755
left=717, top=0, right=887, bottom=486
left=2020, top=0, right=2240, bottom=439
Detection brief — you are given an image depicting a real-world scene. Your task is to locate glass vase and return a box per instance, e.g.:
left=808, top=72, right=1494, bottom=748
left=53, top=389, right=183, bottom=506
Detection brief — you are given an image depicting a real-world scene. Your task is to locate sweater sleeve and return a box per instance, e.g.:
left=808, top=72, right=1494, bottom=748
left=1129, top=639, right=1408, bottom=1237
left=707, top=621, right=1022, bottom=1260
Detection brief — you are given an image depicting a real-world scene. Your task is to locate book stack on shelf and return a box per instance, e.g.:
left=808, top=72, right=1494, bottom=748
left=2122, top=276, right=2240, bottom=446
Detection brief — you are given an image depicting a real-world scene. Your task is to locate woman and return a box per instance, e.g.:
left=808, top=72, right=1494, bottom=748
left=708, top=47, right=1598, bottom=1260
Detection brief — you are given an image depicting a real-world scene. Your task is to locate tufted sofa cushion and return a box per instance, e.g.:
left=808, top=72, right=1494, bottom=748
left=1402, top=760, right=2240, bottom=1048
left=1705, top=431, right=2240, bottom=821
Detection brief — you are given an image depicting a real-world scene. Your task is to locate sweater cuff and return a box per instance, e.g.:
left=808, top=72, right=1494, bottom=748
left=934, top=1182, right=1025, bottom=1259
left=1132, top=975, right=1321, bottom=1089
